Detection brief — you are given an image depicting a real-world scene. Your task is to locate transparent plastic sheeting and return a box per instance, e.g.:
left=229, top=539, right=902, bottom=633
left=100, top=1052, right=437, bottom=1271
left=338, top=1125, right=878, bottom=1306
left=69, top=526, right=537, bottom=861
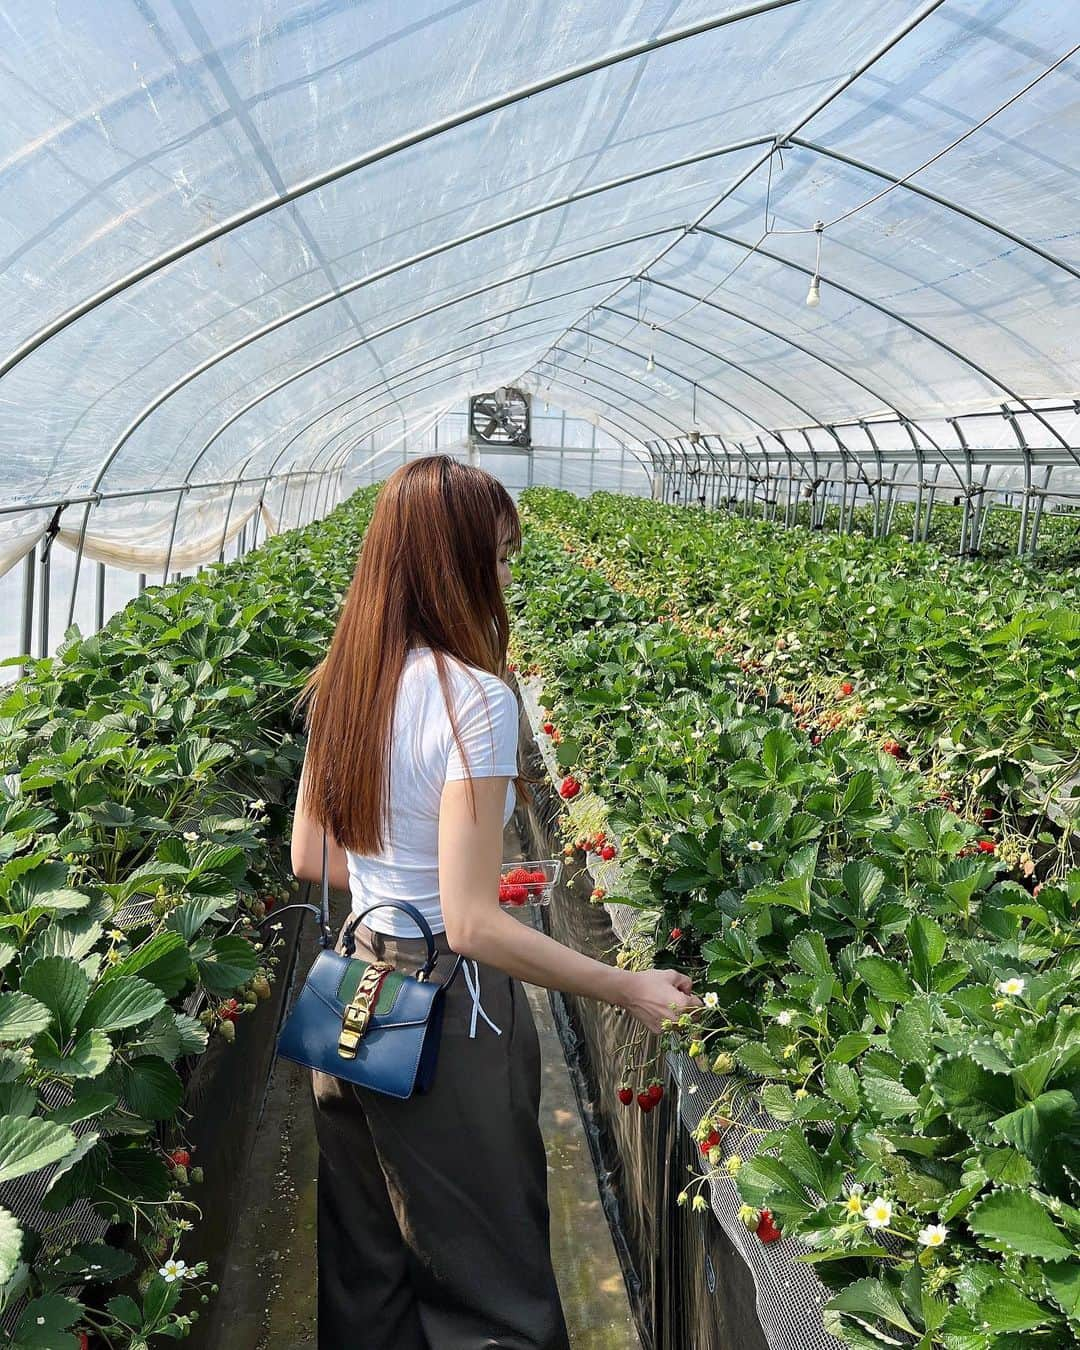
left=1, top=0, right=1077, bottom=571
left=519, top=673, right=834, bottom=1350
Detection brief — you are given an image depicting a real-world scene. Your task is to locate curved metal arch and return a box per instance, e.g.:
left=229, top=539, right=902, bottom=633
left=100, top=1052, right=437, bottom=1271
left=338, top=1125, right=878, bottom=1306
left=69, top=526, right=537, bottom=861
left=2, top=1, right=799, bottom=382
left=789, top=136, right=1080, bottom=282
left=634, top=277, right=968, bottom=489
left=592, top=303, right=831, bottom=427
left=534, top=361, right=673, bottom=442
left=693, top=223, right=1078, bottom=463
left=172, top=274, right=639, bottom=495
left=86, top=224, right=680, bottom=500
left=540, top=351, right=683, bottom=434
left=525, top=374, right=654, bottom=453
left=234, top=320, right=581, bottom=495
left=521, top=0, right=949, bottom=407
left=86, top=121, right=768, bottom=488
left=568, top=324, right=823, bottom=437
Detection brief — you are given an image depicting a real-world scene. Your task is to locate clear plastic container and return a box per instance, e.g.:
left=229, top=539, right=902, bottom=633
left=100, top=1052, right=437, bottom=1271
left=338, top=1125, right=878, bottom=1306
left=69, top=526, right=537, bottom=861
left=498, top=858, right=560, bottom=907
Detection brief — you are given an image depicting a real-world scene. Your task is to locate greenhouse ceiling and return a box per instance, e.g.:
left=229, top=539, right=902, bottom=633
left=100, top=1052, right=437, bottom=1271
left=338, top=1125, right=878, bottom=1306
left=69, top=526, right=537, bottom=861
left=1, top=0, right=1078, bottom=570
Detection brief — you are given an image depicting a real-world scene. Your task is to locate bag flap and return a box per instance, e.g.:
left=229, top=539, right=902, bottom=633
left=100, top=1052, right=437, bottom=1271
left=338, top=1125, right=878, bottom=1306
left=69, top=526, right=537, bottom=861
left=303, top=949, right=440, bottom=1030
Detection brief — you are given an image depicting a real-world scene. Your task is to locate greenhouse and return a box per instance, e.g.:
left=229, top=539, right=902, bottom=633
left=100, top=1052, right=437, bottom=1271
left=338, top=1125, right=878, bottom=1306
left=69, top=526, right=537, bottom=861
left=0, top=1, right=1078, bottom=1348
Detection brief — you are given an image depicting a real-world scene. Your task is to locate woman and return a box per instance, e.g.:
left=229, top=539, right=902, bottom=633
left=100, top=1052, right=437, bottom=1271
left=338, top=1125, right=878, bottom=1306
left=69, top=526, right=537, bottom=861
left=290, top=454, right=703, bottom=1350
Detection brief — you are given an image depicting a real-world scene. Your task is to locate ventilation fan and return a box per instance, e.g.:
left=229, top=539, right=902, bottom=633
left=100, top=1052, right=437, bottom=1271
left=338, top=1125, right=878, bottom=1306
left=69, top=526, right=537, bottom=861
left=469, top=386, right=531, bottom=446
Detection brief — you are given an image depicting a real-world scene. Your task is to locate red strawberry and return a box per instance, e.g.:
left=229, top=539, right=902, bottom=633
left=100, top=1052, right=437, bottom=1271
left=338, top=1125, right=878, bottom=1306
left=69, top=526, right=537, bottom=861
left=542, top=721, right=555, bottom=736
left=503, top=867, right=531, bottom=884
left=756, top=1208, right=782, bottom=1242
left=595, top=831, right=607, bottom=845
left=498, top=885, right=512, bottom=903
left=508, top=885, right=528, bottom=905
left=263, top=896, right=275, bottom=913
left=981, top=805, right=998, bottom=821
left=78, top=1334, right=89, bottom=1350
left=636, top=1092, right=654, bottom=1113
left=617, top=1086, right=634, bottom=1106
left=977, top=839, right=997, bottom=853
left=169, top=1148, right=191, bottom=1168
left=669, top=927, right=683, bottom=941
left=839, top=681, right=854, bottom=697
left=699, top=1128, right=721, bottom=1155
left=559, top=776, right=581, bottom=799
left=647, top=1083, right=663, bottom=1104
left=600, top=844, right=617, bottom=861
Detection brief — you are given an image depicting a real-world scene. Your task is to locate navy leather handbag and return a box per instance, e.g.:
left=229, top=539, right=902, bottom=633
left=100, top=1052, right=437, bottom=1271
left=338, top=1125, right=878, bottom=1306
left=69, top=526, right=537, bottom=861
left=263, top=833, right=464, bottom=1098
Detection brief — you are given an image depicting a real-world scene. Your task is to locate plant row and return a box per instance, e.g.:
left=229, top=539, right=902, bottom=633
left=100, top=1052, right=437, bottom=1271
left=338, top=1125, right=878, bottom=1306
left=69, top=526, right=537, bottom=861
left=0, top=486, right=379, bottom=1348
left=507, top=507, right=1080, bottom=1350
left=522, top=487, right=1080, bottom=863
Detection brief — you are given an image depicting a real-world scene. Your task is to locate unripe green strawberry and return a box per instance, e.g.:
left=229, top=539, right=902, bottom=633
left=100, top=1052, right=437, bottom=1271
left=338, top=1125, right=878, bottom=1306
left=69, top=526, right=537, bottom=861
left=172, top=1164, right=188, bottom=1184
left=252, top=974, right=271, bottom=1000
left=190, top=1166, right=204, bottom=1183
left=219, top=1019, right=236, bottom=1043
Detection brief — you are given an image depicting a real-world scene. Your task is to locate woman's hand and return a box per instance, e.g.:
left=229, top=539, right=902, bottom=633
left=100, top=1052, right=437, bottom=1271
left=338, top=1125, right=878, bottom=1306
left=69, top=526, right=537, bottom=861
left=618, top=967, right=705, bottom=1035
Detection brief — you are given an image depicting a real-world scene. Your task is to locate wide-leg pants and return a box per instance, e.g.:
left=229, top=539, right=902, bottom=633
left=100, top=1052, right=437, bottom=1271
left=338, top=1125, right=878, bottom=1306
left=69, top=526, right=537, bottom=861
left=309, top=912, right=572, bottom=1350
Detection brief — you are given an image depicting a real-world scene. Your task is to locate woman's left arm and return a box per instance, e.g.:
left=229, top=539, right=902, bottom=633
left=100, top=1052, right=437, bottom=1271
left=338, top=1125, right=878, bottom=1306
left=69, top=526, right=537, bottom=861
left=290, top=755, right=350, bottom=892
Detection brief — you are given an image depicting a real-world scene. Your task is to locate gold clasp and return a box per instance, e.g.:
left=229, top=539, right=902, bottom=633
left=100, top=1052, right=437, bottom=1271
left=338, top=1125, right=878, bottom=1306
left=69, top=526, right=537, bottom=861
left=338, top=961, right=394, bottom=1059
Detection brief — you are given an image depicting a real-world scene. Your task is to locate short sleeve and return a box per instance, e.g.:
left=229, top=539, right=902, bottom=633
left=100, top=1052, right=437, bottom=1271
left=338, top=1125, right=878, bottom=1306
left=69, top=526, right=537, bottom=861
left=444, top=676, right=519, bottom=781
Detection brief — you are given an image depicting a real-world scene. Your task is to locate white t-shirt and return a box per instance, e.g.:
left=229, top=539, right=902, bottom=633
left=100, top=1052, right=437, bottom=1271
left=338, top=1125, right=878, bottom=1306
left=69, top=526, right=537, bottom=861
left=346, top=644, right=519, bottom=936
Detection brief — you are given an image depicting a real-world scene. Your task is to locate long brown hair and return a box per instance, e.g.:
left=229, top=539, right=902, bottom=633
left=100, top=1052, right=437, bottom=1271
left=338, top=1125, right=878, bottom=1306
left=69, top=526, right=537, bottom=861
left=295, top=454, right=532, bottom=854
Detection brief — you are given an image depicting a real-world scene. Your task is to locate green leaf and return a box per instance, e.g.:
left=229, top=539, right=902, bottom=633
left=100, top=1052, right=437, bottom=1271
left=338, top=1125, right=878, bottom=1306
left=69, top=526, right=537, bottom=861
left=46, top=1087, right=119, bottom=1126
left=744, top=873, right=812, bottom=916
left=842, top=859, right=885, bottom=909
left=826, top=1277, right=918, bottom=1336
left=992, top=1090, right=1076, bottom=1165
left=0, top=1205, right=23, bottom=1286
left=0, top=1115, right=77, bottom=1184
left=165, top=895, right=231, bottom=942
left=824, top=1062, right=860, bottom=1112
left=121, top=1057, right=184, bottom=1120
left=856, top=956, right=914, bottom=1003
left=973, top=1282, right=1050, bottom=1333
left=968, top=1189, right=1075, bottom=1260
left=735, top=1043, right=785, bottom=1078
left=861, top=1053, right=918, bottom=1120
left=107, top=931, right=192, bottom=998
left=11, top=1294, right=82, bottom=1348
left=0, top=991, right=52, bottom=1041
left=929, top=1055, right=1014, bottom=1135
left=78, top=975, right=166, bottom=1033
left=908, top=914, right=946, bottom=990
left=43, top=1132, right=101, bottom=1195
left=830, top=1033, right=872, bottom=1064
left=33, top=1027, right=113, bottom=1078
left=889, top=998, right=933, bottom=1065
left=194, top=935, right=258, bottom=996
left=20, top=956, right=90, bottom=1043
left=48, top=1240, right=135, bottom=1285
left=1044, top=1259, right=1080, bottom=1320
left=789, top=930, right=832, bottom=978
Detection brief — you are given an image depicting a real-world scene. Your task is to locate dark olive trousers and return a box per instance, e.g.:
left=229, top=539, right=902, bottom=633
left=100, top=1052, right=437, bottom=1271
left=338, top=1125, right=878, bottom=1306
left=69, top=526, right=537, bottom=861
left=309, top=914, right=572, bottom=1350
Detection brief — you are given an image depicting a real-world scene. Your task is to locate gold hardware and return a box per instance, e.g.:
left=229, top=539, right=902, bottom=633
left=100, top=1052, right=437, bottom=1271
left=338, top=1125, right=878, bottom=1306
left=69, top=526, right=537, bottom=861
left=338, top=961, right=394, bottom=1059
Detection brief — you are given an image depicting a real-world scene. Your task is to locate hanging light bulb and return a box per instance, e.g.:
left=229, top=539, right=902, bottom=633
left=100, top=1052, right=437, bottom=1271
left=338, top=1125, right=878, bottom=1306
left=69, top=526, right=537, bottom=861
left=646, top=324, right=656, bottom=372
left=805, top=220, right=824, bottom=308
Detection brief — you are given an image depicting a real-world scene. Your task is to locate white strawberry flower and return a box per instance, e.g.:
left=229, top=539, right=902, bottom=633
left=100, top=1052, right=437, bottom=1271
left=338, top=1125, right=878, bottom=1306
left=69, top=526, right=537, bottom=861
left=918, top=1224, right=948, bottom=1248
left=747, top=840, right=764, bottom=852
left=183, top=830, right=199, bottom=842
left=158, top=1257, right=188, bottom=1282
left=865, top=1197, right=892, bottom=1230
left=776, top=1010, right=793, bottom=1026
left=703, top=991, right=719, bottom=1009
left=995, top=977, right=1025, bottom=997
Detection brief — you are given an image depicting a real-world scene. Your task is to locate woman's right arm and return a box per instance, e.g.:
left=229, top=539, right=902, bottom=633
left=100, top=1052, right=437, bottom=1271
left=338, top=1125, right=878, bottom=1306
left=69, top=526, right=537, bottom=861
left=439, top=775, right=704, bottom=1035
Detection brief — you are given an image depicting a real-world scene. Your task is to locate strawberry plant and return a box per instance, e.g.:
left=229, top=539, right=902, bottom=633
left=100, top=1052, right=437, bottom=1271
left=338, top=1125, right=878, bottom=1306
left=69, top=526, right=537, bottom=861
left=509, top=497, right=1080, bottom=1349
left=0, top=486, right=382, bottom=1345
